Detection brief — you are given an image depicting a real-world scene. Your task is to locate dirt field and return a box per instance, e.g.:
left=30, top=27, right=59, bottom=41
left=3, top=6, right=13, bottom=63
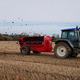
left=0, top=41, right=80, bottom=80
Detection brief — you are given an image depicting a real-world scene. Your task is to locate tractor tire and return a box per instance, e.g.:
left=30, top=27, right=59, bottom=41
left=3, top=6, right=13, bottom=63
left=20, top=46, right=30, bottom=55
left=54, top=42, right=72, bottom=59
left=33, top=51, right=41, bottom=54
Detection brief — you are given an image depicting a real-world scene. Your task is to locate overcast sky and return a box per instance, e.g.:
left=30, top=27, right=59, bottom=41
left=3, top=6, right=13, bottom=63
left=0, top=0, right=80, bottom=36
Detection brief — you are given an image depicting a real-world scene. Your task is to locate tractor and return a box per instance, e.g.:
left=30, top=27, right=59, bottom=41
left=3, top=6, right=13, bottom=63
left=54, top=26, right=80, bottom=58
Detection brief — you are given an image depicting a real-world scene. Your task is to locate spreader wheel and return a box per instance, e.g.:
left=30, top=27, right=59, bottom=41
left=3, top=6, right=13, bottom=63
left=54, top=42, right=72, bottom=58
left=20, top=46, right=30, bottom=55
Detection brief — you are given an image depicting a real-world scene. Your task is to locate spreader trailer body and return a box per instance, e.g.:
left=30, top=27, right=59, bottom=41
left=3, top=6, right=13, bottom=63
left=19, top=36, right=54, bottom=55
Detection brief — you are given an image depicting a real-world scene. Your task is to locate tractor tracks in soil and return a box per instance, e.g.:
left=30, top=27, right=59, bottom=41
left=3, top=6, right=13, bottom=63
left=0, top=59, right=80, bottom=76
left=0, top=59, right=80, bottom=80
left=0, top=52, right=80, bottom=68
left=0, top=52, right=80, bottom=80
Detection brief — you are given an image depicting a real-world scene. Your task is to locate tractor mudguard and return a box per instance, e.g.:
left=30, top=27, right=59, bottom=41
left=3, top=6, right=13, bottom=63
left=55, top=39, right=74, bottom=48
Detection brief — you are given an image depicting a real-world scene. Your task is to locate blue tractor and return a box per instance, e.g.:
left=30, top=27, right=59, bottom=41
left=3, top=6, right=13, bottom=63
left=54, top=26, right=80, bottom=58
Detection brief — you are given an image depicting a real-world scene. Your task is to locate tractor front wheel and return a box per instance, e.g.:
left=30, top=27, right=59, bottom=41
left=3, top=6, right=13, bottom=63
left=54, top=42, right=71, bottom=58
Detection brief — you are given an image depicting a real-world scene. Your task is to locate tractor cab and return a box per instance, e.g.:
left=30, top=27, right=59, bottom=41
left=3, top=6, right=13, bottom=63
left=61, top=26, right=80, bottom=48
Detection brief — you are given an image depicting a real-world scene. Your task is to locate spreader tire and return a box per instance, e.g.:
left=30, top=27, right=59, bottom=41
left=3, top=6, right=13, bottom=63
left=54, top=42, right=72, bottom=59
left=20, top=46, right=30, bottom=55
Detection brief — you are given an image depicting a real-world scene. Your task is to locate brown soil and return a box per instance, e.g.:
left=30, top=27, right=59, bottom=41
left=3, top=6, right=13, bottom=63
left=0, top=41, right=80, bottom=80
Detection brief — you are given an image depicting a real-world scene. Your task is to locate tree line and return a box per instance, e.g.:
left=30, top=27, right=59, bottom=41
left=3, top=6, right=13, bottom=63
left=0, top=33, right=60, bottom=41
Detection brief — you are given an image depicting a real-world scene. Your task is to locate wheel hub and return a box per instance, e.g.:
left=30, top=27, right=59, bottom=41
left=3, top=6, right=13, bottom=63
left=57, top=46, right=67, bottom=57
left=61, top=50, right=64, bottom=52
left=22, top=49, right=26, bottom=54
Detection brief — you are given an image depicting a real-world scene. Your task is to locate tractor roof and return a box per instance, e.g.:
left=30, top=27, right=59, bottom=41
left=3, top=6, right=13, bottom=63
left=61, top=28, right=79, bottom=31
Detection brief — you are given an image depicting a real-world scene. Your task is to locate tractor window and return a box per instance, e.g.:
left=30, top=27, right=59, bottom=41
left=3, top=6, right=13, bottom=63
left=68, top=31, right=78, bottom=40
left=75, top=33, right=78, bottom=39
left=61, top=31, right=68, bottom=39
left=79, top=31, right=80, bottom=37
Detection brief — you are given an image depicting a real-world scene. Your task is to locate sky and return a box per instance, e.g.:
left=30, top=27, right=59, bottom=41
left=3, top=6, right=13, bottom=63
left=0, top=0, right=80, bottom=36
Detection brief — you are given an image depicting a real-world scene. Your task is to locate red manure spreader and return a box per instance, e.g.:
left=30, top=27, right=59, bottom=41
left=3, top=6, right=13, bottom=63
left=19, top=36, right=54, bottom=55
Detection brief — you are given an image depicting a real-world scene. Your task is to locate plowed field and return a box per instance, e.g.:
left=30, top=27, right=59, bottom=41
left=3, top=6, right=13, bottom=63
left=0, top=41, right=80, bottom=80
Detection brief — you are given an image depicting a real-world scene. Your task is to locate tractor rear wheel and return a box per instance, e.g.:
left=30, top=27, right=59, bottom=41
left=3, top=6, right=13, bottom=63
left=54, top=42, right=72, bottom=58
left=20, top=46, right=30, bottom=55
